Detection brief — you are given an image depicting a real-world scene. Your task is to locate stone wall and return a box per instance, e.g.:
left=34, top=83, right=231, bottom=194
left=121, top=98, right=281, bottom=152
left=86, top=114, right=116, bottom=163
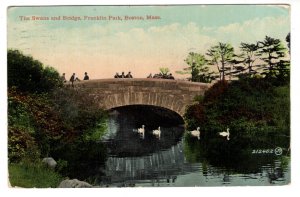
left=75, top=78, right=210, bottom=116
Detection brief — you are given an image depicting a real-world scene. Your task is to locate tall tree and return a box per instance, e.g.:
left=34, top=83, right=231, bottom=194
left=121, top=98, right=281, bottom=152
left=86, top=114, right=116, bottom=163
left=257, top=36, right=288, bottom=78
left=206, top=42, right=235, bottom=81
left=235, top=42, right=260, bottom=76
left=176, top=52, right=215, bottom=83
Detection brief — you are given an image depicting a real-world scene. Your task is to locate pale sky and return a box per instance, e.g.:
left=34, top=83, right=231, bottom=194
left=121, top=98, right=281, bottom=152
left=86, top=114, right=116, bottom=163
left=7, top=5, right=290, bottom=80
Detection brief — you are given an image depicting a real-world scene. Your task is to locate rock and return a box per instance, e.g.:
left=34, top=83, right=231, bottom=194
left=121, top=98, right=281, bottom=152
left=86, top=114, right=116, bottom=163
left=58, top=179, right=93, bottom=188
left=42, top=157, right=57, bottom=169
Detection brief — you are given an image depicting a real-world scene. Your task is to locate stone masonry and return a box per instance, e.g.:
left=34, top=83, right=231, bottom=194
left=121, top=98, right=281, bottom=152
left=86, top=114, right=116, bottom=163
left=75, top=78, right=210, bottom=117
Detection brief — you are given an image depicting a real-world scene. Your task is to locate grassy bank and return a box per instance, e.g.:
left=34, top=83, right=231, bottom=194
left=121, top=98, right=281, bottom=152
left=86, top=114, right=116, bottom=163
left=9, top=161, right=63, bottom=188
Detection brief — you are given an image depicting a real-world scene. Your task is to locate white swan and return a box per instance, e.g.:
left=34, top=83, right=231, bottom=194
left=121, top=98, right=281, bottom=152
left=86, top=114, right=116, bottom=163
left=137, top=125, right=145, bottom=134
left=152, top=127, right=161, bottom=139
left=219, top=128, right=230, bottom=140
left=136, top=125, right=145, bottom=139
left=189, top=127, right=201, bottom=140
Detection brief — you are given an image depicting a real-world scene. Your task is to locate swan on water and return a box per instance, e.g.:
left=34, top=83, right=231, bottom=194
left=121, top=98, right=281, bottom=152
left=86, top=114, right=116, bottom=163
left=153, top=126, right=161, bottom=139
left=189, top=127, right=201, bottom=140
left=219, top=128, right=230, bottom=140
left=137, top=125, right=145, bottom=139
left=132, top=125, right=145, bottom=139
left=138, top=125, right=145, bottom=134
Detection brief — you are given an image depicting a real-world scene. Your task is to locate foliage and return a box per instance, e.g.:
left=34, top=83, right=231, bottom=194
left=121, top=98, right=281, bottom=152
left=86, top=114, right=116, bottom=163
left=7, top=49, right=63, bottom=93
left=257, top=36, right=289, bottom=79
left=8, top=126, right=40, bottom=163
left=286, top=32, right=290, bottom=54
left=159, top=67, right=170, bottom=75
left=236, top=42, right=260, bottom=76
left=177, top=52, right=215, bottom=83
left=51, top=88, right=107, bottom=139
left=8, top=88, right=65, bottom=159
left=9, top=160, right=63, bottom=188
left=185, top=78, right=290, bottom=146
left=184, top=77, right=290, bottom=173
left=7, top=50, right=109, bottom=187
left=206, top=42, right=235, bottom=81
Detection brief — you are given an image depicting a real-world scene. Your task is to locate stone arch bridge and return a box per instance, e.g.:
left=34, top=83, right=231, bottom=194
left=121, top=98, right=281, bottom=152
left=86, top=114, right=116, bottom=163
left=75, top=78, right=211, bottom=117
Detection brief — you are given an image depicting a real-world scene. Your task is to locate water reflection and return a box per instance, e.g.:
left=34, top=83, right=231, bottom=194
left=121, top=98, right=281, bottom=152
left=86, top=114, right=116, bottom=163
left=59, top=105, right=290, bottom=187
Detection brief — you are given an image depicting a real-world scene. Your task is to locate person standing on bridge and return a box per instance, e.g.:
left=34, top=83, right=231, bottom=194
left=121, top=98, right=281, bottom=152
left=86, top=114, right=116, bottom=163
left=70, top=73, right=76, bottom=87
left=83, top=72, right=89, bottom=80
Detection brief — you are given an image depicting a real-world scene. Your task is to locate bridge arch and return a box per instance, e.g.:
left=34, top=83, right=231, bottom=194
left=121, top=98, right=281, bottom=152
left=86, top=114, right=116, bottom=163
left=75, top=78, right=210, bottom=117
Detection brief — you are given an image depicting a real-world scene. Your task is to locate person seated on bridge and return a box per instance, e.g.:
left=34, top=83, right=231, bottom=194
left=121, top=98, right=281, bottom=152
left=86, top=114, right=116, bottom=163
left=168, top=73, right=175, bottom=80
left=147, top=73, right=153, bottom=78
left=153, top=73, right=163, bottom=79
left=114, top=72, right=120, bottom=78
left=61, top=73, right=67, bottom=83
left=83, top=72, right=89, bottom=80
left=120, top=72, right=126, bottom=78
left=126, top=71, right=133, bottom=78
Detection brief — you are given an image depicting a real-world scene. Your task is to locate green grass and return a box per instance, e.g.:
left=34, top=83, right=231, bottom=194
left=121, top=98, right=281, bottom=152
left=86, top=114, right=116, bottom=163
left=8, top=161, right=63, bottom=188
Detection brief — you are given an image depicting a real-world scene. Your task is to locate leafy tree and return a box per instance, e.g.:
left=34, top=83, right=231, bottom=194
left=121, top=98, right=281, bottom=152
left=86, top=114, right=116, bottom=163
left=159, top=67, right=170, bottom=75
left=257, top=36, right=288, bottom=78
left=176, top=52, right=215, bottom=83
left=7, top=49, right=62, bottom=93
left=206, top=42, right=235, bottom=81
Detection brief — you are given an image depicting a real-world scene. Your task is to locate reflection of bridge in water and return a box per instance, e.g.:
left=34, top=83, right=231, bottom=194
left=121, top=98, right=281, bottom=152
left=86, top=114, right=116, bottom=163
left=102, top=141, right=199, bottom=185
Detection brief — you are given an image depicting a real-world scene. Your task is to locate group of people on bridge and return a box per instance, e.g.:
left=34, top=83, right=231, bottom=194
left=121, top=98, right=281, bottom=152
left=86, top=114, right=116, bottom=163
left=114, top=71, right=133, bottom=78
left=62, top=70, right=175, bottom=87
left=61, top=72, right=90, bottom=87
left=147, top=73, right=175, bottom=80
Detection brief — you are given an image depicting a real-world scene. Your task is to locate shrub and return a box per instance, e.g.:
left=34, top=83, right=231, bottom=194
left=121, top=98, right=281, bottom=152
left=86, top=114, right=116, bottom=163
left=7, top=49, right=62, bottom=93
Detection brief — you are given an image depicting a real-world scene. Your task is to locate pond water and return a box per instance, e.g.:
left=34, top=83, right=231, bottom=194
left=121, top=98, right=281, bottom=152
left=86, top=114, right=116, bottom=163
left=76, top=105, right=291, bottom=187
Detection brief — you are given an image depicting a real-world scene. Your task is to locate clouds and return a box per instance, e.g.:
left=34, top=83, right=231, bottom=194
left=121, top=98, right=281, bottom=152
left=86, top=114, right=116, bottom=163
left=212, top=16, right=290, bottom=47
left=7, top=6, right=290, bottom=79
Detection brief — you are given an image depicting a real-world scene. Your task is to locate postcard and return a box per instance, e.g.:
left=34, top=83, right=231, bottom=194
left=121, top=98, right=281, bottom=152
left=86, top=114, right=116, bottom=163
left=7, top=4, right=290, bottom=188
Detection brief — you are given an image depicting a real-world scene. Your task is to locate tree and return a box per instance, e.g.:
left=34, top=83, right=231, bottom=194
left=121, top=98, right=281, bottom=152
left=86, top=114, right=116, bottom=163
left=7, top=49, right=62, bottom=93
left=159, top=67, right=170, bottom=75
left=231, top=42, right=260, bottom=78
left=286, top=32, right=290, bottom=54
left=177, top=52, right=215, bottom=83
left=257, top=36, right=289, bottom=79
left=206, top=42, right=235, bottom=81
left=240, top=42, right=259, bottom=74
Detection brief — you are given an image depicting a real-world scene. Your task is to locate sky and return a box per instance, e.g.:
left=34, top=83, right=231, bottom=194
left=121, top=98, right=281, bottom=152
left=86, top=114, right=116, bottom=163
left=7, top=5, right=290, bottom=80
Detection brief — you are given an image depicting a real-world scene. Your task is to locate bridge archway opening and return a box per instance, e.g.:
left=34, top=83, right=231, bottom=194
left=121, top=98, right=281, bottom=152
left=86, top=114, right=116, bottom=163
left=108, top=104, right=184, bottom=128
left=105, top=104, right=185, bottom=157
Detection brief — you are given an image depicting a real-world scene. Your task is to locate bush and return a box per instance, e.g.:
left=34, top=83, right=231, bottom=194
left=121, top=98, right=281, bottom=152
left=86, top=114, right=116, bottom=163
left=185, top=77, right=290, bottom=144
left=7, top=49, right=62, bottom=93
left=8, top=126, right=40, bottom=163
